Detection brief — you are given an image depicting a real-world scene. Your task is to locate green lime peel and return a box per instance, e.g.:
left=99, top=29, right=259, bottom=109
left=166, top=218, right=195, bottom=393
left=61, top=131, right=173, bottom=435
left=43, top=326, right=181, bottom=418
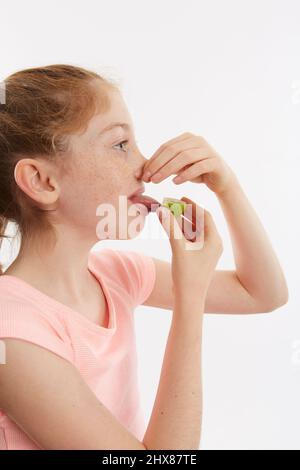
left=161, top=197, right=187, bottom=217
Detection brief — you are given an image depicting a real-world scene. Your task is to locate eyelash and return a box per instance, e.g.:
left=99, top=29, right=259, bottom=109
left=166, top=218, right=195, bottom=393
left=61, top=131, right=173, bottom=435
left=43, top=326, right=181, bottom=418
left=114, top=140, right=129, bottom=152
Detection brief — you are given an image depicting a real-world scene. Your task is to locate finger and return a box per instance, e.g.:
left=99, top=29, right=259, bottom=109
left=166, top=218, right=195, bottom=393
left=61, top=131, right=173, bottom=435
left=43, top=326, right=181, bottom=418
left=173, top=157, right=214, bottom=184
left=202, top=208, right=220, bottom=242
left=150, top=148, right=205, bottom=184
left=180, top=196, right=196, bottom=225
left=179, top=196, right=198, bottom=241
left=180, top=216, right=198, bottom=242
left=180, top=196, right=205, bottom=246
left=143, top=137, right=200, bottom=182
left=181, top=196, right=204, bottom=228
left=142, top=133, right=196, bottom=180
left=156, top=206, right=184, bottom=250
left=147, top=132, right=193, bottom=165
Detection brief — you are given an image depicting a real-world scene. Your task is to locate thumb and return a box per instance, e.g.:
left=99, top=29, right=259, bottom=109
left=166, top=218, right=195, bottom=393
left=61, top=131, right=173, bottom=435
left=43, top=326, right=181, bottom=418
left=155, top=206, right=183, bottom=250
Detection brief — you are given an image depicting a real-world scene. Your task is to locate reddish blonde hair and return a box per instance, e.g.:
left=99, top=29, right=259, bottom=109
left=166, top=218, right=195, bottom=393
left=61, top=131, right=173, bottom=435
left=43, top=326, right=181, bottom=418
left=0, top=64, right=119, bottom=273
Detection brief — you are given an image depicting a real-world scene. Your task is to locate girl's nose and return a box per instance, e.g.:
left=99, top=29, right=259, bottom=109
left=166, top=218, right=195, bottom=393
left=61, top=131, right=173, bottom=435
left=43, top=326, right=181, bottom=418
left=134, top=167, right=143, bottom=179
left=134, top=155, right=149, bottom=179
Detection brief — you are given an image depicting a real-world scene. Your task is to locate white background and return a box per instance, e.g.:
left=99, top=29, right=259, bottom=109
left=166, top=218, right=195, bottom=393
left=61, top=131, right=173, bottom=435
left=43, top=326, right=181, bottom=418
left=1, top=0, right=299, bottom=450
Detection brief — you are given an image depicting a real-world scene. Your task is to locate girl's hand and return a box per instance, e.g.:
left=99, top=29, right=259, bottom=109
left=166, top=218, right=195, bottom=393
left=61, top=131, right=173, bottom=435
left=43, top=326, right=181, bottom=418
left=140, top=132, right=237, bottom=196
left=156, top=196, right=223, bottom=301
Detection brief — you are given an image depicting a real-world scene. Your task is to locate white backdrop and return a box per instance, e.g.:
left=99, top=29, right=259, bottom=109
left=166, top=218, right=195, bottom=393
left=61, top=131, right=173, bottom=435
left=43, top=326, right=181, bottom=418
left=1, top=0, right=299, bottom=450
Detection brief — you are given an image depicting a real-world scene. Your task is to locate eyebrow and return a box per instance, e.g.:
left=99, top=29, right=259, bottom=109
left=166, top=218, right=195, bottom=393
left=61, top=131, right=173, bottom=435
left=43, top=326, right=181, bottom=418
left=98, top=122, right=132, bottom=135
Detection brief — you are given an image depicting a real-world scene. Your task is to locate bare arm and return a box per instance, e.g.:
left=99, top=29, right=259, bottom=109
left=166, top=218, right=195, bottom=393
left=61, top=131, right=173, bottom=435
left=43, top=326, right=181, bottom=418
left=143, top=178, right=288, bottom=314
left=0, top=305, right=204, bottom=451
left=143, top=296, right=204, bottom=449
left=0, top=339, right=146, bottom=450
left=140, top=134, right=289, bottom=313
left=143, top=258, right=269, bottom=314
left=144, top=243, right=288, bottom=314
left=216, top=178, right=288, bottom=309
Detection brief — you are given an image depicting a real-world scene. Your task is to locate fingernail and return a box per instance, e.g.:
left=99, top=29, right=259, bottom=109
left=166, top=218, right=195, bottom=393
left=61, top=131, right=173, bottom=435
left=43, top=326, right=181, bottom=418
left=151, top=172, right=162, bottom=182
left=143, top=171, right=151, bottom=180
left=173, top=175, right=182, bottom=183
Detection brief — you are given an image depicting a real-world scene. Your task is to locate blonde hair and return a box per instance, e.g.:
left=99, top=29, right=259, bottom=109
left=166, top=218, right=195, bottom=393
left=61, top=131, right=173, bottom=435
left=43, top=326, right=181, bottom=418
left=0, top=63, right=119, bottom=274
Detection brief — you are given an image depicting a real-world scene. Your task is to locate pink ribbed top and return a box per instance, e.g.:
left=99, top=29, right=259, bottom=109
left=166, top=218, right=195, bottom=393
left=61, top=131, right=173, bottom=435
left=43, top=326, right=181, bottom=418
left=0, top=248, right=156, bottom=450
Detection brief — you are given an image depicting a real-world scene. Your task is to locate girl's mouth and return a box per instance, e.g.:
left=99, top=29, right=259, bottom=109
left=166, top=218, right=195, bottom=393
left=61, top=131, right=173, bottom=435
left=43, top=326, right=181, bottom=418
left=128, top=192, right=160, bottom=213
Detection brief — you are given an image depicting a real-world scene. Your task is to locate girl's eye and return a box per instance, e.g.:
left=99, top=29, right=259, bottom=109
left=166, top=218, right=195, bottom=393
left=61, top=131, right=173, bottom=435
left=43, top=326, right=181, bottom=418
left=114, top=140, right=129, bottom=152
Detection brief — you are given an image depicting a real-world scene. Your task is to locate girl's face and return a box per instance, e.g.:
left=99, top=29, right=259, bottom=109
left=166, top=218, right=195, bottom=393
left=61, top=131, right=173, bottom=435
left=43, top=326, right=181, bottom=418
left=57, top=88, right=149, bottom=242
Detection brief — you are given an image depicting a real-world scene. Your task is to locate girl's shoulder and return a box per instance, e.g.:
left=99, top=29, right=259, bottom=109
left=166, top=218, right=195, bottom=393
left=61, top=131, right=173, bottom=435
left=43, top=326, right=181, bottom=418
left=89, top=247, right=156, bottom=307
left=0, top=277, right=74, bottom=364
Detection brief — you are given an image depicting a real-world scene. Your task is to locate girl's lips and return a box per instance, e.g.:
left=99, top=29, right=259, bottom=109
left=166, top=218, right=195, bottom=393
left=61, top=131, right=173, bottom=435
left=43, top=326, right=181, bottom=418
left=128, top=194, right=161, bottom=212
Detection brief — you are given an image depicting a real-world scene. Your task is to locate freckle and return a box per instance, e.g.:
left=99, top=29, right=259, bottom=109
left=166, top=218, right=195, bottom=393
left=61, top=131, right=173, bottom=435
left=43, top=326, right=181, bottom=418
left=160, top=411, right=164, bottom=415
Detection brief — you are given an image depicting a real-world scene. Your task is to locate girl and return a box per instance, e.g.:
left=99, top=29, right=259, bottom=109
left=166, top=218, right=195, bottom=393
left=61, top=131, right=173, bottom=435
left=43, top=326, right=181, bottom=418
left=0, top=64, right=288, bottom=450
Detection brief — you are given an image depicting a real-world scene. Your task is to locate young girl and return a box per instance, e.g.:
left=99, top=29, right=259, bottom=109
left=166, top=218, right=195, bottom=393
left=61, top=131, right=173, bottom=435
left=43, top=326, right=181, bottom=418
left=0, top=64, right=288, bottom=450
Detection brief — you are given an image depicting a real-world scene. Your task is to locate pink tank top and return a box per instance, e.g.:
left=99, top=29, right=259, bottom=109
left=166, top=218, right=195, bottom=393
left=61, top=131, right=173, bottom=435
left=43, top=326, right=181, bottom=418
left=0, top=248, right=156, bottom=450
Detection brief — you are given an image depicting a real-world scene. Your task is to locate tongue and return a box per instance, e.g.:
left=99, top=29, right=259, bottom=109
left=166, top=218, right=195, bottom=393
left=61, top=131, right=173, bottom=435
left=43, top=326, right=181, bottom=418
left=129, top=194, right=161, bottom=212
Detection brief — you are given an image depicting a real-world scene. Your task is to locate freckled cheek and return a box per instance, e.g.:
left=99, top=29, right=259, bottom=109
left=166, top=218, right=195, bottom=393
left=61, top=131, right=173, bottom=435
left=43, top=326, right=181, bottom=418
left=94, top=160, right=131, bottom=200
left=67, top=150, right=132, bottom=206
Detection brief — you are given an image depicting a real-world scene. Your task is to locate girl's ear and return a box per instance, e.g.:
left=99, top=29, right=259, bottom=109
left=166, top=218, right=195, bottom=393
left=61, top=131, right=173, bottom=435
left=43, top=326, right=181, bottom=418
left=14, top=158, right=60, bottom=207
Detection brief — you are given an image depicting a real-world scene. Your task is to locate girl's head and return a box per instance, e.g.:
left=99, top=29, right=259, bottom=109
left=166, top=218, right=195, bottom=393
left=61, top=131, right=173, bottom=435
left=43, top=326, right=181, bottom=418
left=0, top=64, right=148, bottom=273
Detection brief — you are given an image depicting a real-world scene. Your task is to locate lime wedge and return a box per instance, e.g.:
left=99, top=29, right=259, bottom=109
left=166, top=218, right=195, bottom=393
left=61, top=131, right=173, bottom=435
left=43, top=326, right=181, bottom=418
left=161, top=197, right=187, bottom=217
